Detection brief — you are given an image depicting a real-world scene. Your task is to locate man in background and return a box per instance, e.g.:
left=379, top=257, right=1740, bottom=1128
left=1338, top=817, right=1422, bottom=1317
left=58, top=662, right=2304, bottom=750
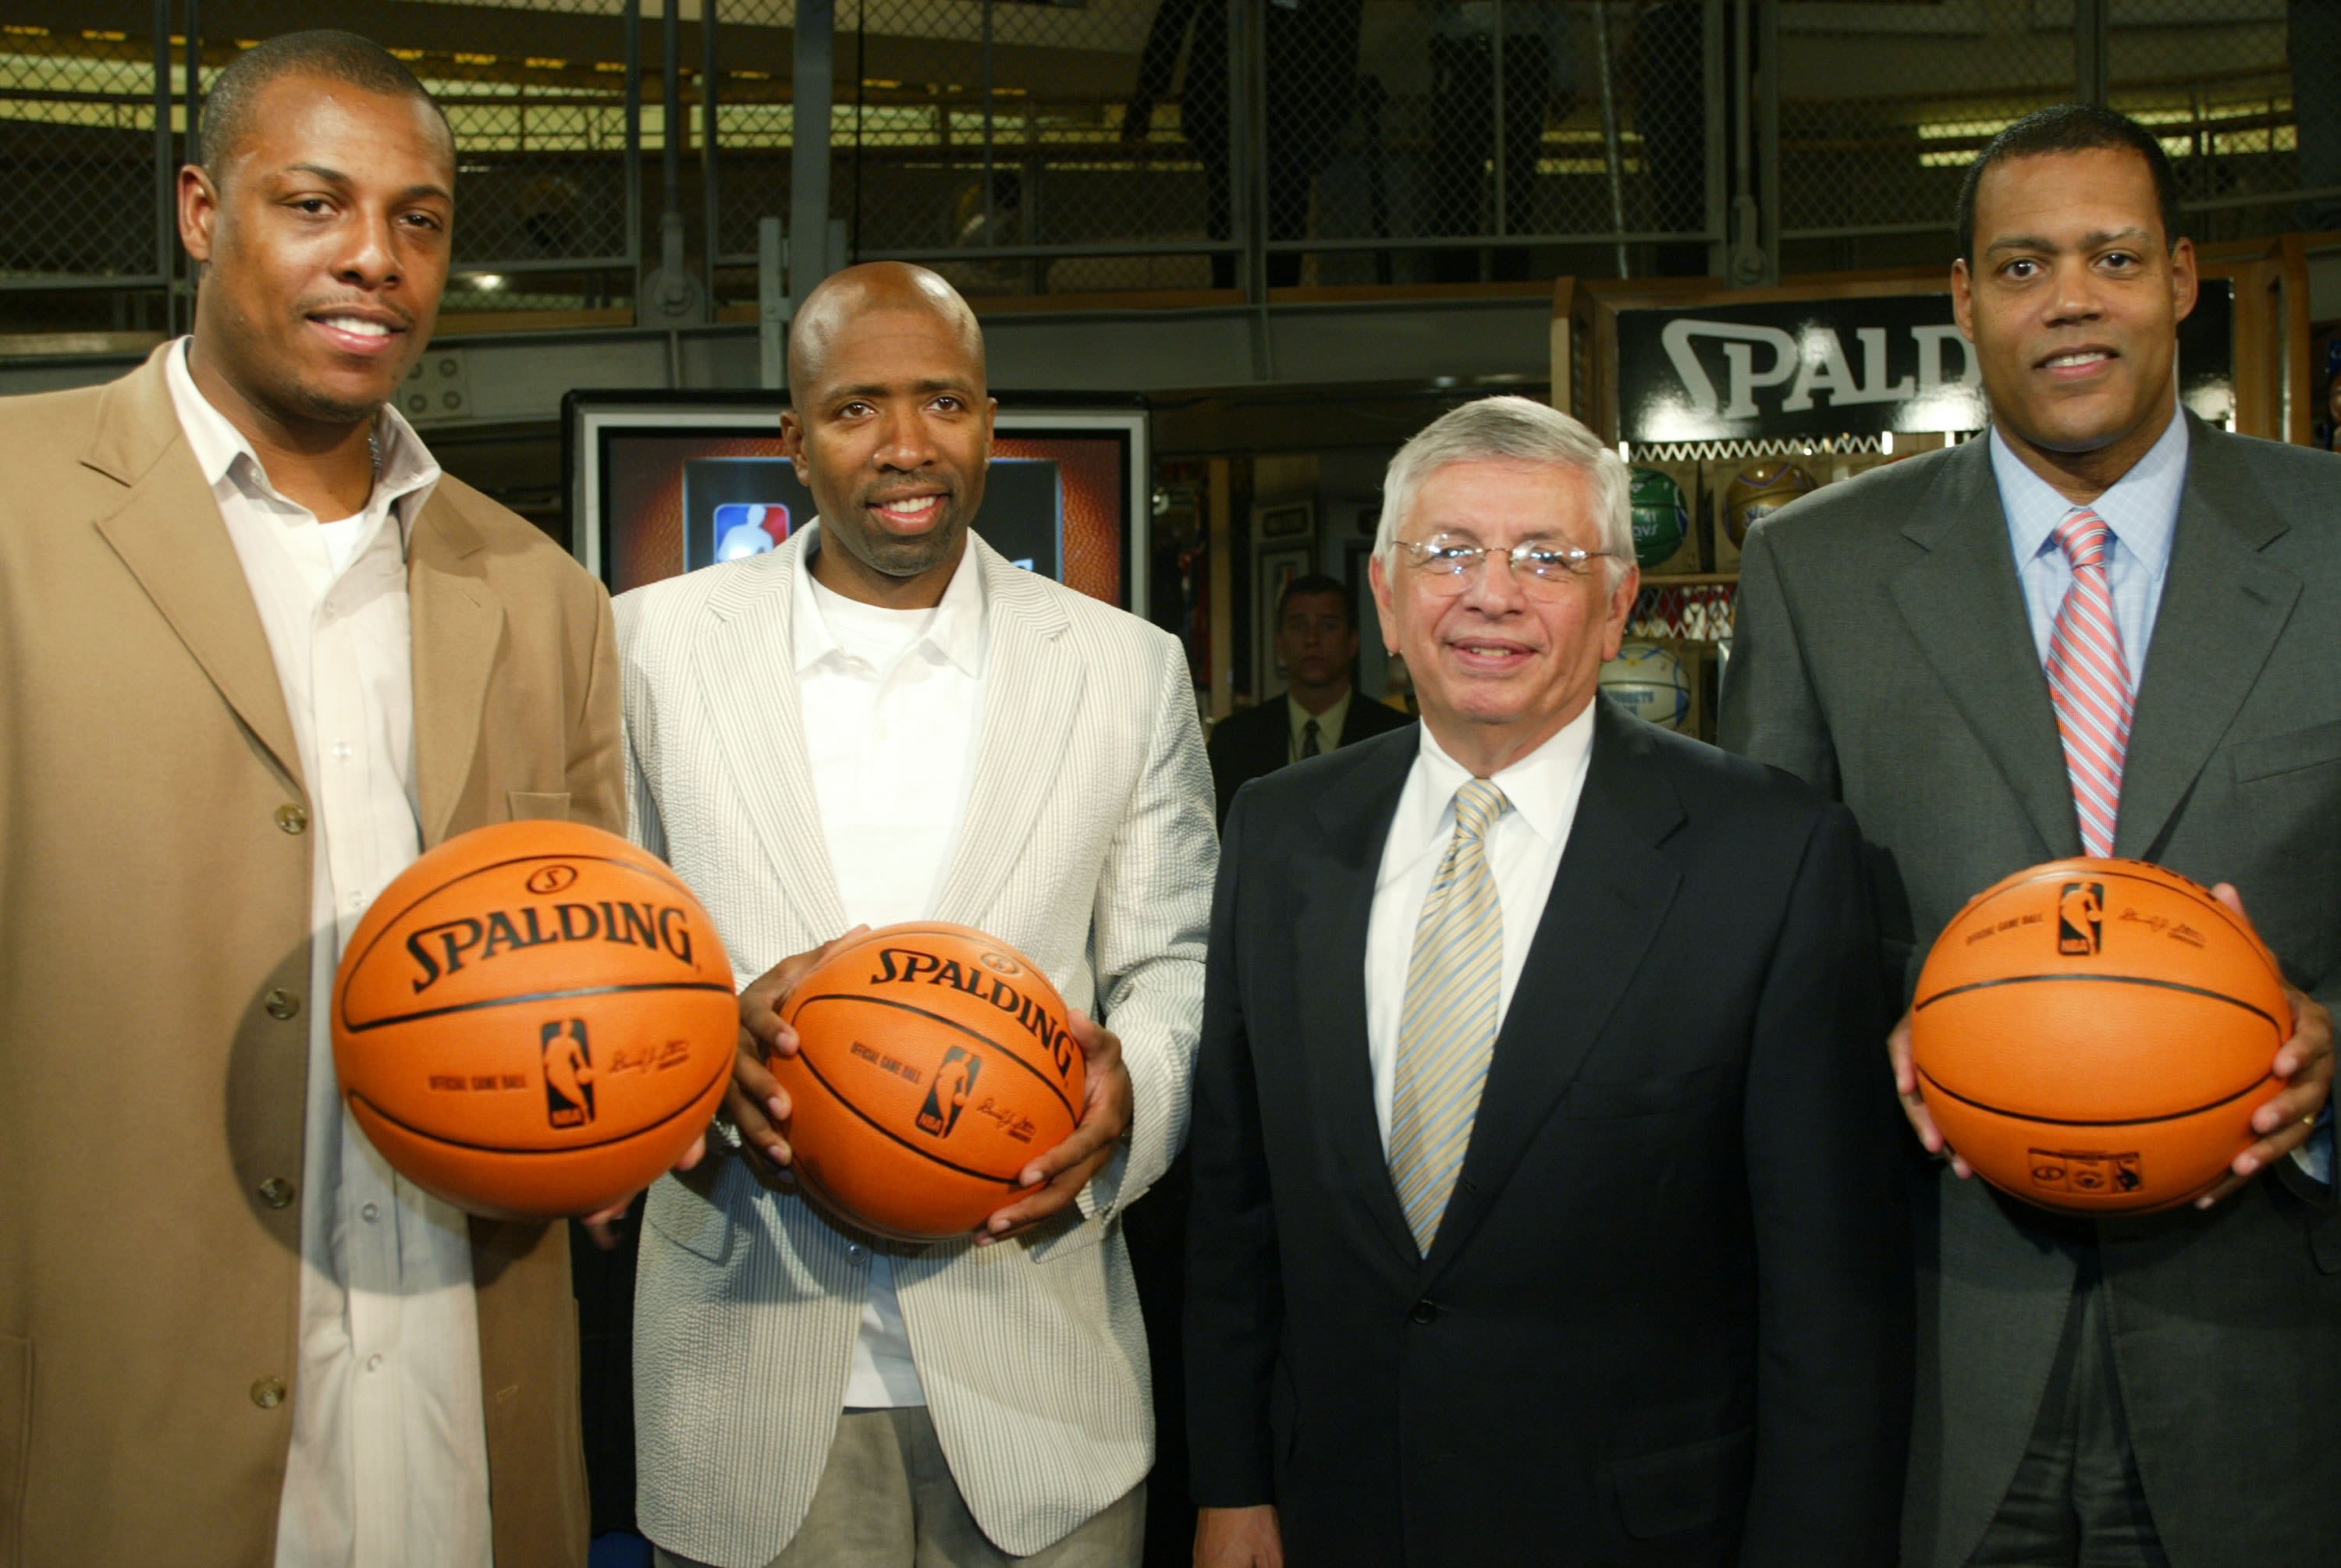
left=1122, top=0, right=1366, bottom=289
left=1206, top=570, right=1412, bottom=824
left=0, top=30, right=619, bottom=1568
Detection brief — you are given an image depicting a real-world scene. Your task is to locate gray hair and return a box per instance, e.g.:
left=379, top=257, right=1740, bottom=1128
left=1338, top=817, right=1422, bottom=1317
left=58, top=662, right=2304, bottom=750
left=1374, top=396, right=1634, bottom=586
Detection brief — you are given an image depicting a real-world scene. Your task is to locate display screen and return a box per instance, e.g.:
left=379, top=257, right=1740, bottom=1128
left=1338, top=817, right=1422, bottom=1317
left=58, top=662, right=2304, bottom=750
left=568, top=394, right=1146, bottom=607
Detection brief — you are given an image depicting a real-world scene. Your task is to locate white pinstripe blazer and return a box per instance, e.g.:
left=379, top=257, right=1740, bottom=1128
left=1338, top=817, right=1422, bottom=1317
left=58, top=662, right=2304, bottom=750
left=615, top=527, right=1215, bottom=1566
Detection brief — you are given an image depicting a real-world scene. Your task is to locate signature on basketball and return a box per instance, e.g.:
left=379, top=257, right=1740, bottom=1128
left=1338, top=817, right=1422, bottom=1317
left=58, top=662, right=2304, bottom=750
left=2118, top=907, right=2208, bottom=948
left=970, top=1096, right=1039, bottom=1144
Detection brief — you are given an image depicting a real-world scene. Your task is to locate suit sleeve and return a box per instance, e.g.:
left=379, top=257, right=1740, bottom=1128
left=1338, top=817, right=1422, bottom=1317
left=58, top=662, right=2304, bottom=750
left=567, top=585, right=627, bottom=836
left=1182, top=786, right=1284, bottom=1507
left=1718, top=522, right=1840, bottom=797
left=1738, top=803, right=1913, bottom=1568
left=1078, top=631, right=1217, bottom=1222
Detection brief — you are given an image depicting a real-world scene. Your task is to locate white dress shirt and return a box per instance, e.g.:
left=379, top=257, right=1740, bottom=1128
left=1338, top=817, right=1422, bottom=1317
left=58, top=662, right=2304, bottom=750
left=794, top=527, right=989, bottom=1406
left=164, top=340, right=494, bottom=1567
left=1363, top=702, right=1598, bottom=1149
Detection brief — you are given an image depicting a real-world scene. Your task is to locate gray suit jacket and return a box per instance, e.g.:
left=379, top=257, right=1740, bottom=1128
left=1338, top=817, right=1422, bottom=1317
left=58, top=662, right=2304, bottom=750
left=615, top=530, right=1216, bottom=1567
left=1720, top=412, right=2341, bottom=1568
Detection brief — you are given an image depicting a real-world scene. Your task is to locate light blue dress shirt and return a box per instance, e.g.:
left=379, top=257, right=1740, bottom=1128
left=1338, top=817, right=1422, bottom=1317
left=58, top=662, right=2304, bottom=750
left=1991, top=409, right=2187, bottom=679
left=1988, top=411, right=2331, bottom=1186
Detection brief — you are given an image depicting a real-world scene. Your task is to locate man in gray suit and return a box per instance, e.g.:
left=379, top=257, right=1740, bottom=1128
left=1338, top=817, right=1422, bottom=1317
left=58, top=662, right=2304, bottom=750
left=1721, top=105, right=2337, bottom=1567
left=616, top=263, right=1214, bottom=1568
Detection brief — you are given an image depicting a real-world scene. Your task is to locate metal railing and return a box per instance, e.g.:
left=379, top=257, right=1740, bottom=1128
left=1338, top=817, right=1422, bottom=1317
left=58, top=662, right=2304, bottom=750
left=0, top=0, right=2326, bottom=337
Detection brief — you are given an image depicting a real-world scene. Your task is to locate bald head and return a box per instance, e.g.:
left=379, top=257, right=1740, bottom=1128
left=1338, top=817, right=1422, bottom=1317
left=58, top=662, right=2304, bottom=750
left=787, top=262, right=986, bottom=396
left=777, top=261, right=996, bottom=611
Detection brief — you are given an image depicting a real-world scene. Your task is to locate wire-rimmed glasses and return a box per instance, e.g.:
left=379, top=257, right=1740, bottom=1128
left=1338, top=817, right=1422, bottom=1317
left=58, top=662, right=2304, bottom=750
left=1391, top=535, right=1624, bottom=599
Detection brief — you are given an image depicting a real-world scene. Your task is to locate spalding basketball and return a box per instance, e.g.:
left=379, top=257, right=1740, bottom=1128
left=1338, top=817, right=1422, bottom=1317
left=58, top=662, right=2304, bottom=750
left=1628, top=466, right=1689, bottom=569
left=333, top=821, right=736, bottom=1221
left=776, top=923, right=1085, bottom=1242
left=1722, top=459, right=1817, bottom=545
left=1911, top=858, right=2288, bottom=1215
left=1598, top=640, right=1691, bottom=731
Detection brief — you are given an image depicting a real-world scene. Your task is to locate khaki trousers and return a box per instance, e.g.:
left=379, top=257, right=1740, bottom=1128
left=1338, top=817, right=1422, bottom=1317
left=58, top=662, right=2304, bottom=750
left=655, top=1407, right=1145, bottom=1568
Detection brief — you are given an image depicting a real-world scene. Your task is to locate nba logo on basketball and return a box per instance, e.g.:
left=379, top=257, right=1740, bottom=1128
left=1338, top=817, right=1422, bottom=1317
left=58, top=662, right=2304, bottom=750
left=917, top=1046, right=982, bottom=1138
left=2057, top=882, right=2104, bottom=956
left=542, top=1019, right=597, bottom=1129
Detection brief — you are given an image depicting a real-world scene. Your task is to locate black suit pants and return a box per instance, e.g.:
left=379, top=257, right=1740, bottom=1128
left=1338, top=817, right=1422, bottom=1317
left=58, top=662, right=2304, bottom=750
left=1968, top=1253, right=2169, bottom=1568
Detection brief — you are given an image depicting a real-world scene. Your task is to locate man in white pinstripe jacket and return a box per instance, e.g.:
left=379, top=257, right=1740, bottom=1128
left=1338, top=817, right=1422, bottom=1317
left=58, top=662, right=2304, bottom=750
left=615, top=262, right=1215, bottom=1568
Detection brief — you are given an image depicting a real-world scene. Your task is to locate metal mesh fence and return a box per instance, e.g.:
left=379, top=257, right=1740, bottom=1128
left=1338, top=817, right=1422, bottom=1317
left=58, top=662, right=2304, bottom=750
left=705, top=0, right=793, bottom=267
left=2, top=2, right=2336, bottom=324
left=1777, top=5, right=2076, bottom=239
left=1307, top=1, right=1717, bottom=286
left=0, top=2, right=170, bottom=287
left=2109, top=0, right=2302, bottom=243
left=193, top=0, right=640, bottom=274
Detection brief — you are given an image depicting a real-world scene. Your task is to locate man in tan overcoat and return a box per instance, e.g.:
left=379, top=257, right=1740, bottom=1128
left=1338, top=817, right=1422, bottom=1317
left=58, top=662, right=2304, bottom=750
left=0, top=32, right=619, bottom=1568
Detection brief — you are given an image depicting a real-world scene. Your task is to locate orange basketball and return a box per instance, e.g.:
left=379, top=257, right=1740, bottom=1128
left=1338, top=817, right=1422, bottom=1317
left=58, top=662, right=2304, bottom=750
left=775, top=922, right=1086, bottom=1242
left=333, top=821, right=736, bottom=1221
left=1912, top=857, right=2289, bottom=1215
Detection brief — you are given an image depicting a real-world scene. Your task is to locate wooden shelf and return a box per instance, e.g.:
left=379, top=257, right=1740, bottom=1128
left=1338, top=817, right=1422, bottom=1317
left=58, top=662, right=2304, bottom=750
left=1639, top=572, right=1741, bottom=587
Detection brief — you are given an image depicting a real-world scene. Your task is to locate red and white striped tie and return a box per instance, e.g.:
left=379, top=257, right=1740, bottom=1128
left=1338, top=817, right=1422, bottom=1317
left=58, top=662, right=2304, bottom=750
left=2046, top=508, right=2132, bottom=859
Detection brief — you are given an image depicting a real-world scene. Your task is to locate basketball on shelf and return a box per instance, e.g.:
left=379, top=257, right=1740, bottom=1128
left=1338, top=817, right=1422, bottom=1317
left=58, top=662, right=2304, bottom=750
left=1910, top=857, right=2289, bottom=1215
left=776, top=923, right=1087, bottom=1242
left=1722, top=459, right=1819, bottom=545
left=1628, top=466, right=1689, bottom=569
left=1599, top=640, right=1692, bottom=731
left=333, top=820, right=737, bottom=1222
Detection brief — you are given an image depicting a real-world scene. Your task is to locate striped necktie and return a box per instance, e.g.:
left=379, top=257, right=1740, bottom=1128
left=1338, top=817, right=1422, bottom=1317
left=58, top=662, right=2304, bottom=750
left=2046, top=508, right=2133, bottom=860
left=1387, top=778, right=1508, bottom=1254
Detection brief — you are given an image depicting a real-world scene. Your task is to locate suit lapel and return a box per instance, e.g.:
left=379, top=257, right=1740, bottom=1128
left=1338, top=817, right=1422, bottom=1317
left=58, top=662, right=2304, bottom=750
left=1887, top=438, right=2079, bottom=858
left=409, top=491, right=506, bottom=846
left=1304, top=736, right=1420, bottom=1268
left=691, top=534, right=851, bottom=940
left=1420, top=702, right=1682, bottom=1282
left=933, top=544, right=1084, bottom=925
left=2117, top=418, right=2300, bottom=859
left=88, top=350, right=307, bottom=796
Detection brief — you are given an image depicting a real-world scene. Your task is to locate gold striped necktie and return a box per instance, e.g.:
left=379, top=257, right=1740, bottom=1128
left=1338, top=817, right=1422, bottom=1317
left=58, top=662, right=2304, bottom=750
left=1387, top=777, right=1508, bottom=1254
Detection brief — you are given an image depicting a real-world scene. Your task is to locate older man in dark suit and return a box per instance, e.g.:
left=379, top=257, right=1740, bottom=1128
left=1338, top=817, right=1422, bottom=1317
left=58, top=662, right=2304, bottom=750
left=1722, top=105, right=2338, bottom=1568
left=1186, top=395, right=1912, bottom=1568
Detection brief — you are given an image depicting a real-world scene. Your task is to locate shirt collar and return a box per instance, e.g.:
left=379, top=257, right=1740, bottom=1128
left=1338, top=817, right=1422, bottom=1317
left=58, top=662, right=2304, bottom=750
left=164, top=335, right=440, bottom=530
left=1989, top=404, right=2188, bottom=575
left=790, top=522, right=987, bottom=676
left=1380, top=699, right=1597, bottom=885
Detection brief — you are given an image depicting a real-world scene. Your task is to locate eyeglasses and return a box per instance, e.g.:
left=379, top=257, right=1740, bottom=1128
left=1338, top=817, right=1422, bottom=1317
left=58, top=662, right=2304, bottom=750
left=1391, top=535, right=1622, bottom=598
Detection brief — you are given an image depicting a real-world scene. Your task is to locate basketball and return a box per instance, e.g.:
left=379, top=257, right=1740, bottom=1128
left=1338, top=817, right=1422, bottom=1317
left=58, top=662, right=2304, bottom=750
left=1598, top=640, right=1691, bottom=730
left=775, top=922, right=1086, bottom=1241
left=1722, top=459, right=1818, bottom=545
left=1628, top=466, right=1689, bottom=569
left=1910, top=857, right=2289, bottom=1215
left=333, top=821, right=737, bottom=1222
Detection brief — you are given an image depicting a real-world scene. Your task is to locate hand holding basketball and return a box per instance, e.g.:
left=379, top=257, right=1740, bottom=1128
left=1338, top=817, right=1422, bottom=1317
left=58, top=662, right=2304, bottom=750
left=2193, top=882, right=2333, bottom=1209
left=1887, top=1008, right=1973, bottom=1180
left=730, top=928, right=873, bottom=1171
left=976, top=1008, right=1133, bottom=1245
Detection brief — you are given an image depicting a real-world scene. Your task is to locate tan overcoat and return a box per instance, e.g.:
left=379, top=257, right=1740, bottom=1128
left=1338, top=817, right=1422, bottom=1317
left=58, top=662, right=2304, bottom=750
left=0, top=345, right=620, bottom=1568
